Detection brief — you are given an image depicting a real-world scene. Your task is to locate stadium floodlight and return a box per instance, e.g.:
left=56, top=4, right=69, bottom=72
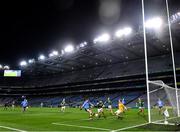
left=49, top=53, right=54, bottom=57
left=61, top=50, right=65, bottom=55
left=28, top=59, right=35, bottom=64
left=93, top=33, right=110, bottom=43
left=145, top=17, right=163, bottom=29
left=4, top=65, right=10, bottom=70
left=49, top=50, right=58, bottom=57
left=79, top=43, right=84, bottom=48
left=64, top=45, right=74, bottom=53
left=115, top=27, right=132, bottom=38
left=38, top=54, right=45, bottom=60
left=20, top=60, right=27, bottom=67
left=83, top=41, right=87, bottom=45
left=52, top=50, right=58, bottom=56
left=115, top=29, right=124, bottom=37
left=80, top=41, right=87, bottom=48
left=123, top=27, right=132, bottom=35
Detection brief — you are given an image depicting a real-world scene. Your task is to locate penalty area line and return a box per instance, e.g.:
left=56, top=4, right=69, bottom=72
left=0, top=125, right=27, bottom=132
left=52, top=122, right=111, bottom=131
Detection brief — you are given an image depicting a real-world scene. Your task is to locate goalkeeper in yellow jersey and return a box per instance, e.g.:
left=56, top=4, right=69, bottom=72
left=115, top=99, right=127, bottom=119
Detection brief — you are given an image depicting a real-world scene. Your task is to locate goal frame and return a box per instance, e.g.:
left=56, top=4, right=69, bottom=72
left=141, top=0, right=180, bottom=124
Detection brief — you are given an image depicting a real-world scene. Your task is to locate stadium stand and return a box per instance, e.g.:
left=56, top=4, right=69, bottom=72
left=0, top=53, right=180, bottom=109
left=0, top=17, right=180, bottom=109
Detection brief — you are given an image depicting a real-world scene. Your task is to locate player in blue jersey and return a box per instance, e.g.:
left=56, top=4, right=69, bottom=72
left=157, top=98, right=164, bottom=115
left=80, top=98, right=95, bottom=119
left=21, top=99, right=28, bottom=112
left=122, top=98, right=125, bottom=105
left=121, top=98, right=127, bottom=113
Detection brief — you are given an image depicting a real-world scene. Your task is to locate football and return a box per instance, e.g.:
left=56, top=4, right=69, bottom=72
left=164, top=121, right=168, bottom=125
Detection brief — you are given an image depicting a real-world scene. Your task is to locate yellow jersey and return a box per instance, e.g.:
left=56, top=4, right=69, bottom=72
left=118, top=102, right=125, bottom=112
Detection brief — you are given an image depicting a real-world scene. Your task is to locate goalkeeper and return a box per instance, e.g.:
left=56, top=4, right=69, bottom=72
left=157, top=98, right=164, bottom=115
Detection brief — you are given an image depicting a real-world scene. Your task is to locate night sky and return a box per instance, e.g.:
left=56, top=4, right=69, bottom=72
left=0, top=0, right=179, bottom=68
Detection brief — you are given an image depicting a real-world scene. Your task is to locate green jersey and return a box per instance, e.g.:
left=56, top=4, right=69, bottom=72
left=107, top=99, right=112, bottom=105
left=97, top=101, right=104, bottom=108
left=137, top=101, right=144, bottom=107
left=61, top=99, right=65, bottom=106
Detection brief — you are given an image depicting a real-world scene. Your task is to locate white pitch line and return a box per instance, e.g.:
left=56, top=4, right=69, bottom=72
left=152, top=116, right=179, bottom=124
left=113, top=116, right=180, bottom=132
left=53, top=116, right=116, bottom=124
left=52, top=122, right=111, bottom=131
left=80, top=116, right=115, bottom=121
left=152, top=122, right=175, bottom=126
left=0, top=125, right=27, bottom=132
left=112, top=122, right=149, bottom=132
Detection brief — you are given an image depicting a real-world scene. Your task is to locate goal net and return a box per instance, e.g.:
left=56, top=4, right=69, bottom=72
left=149, top=80, right=180, bottom=125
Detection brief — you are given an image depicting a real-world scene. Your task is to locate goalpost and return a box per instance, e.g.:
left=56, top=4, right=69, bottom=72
left=141, top=0, right=180, bottom=125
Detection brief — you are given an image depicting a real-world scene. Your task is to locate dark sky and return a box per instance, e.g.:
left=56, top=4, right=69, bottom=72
left=0, top=0, right=179, bottom=68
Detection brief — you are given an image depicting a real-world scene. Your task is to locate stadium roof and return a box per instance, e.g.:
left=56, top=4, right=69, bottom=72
left=20, top=17, right=180, bottom=75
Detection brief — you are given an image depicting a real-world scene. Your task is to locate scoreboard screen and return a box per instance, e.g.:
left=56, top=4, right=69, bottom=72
left=4, top=70, right=21, bottom=77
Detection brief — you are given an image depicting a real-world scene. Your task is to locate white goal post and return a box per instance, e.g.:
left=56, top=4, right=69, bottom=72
left=141, top=0, right=180, bottom=124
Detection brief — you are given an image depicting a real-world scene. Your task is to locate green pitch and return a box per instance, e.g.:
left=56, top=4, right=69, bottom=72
left=0, top=107, right=179, bottom=131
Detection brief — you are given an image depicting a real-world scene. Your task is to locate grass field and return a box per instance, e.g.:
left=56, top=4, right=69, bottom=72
left=0, top=107, right=180, bottom=131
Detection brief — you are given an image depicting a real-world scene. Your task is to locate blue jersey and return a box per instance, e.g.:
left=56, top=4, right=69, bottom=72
left=157, top=100, right=163, bottom=107
left=82, top=100, right=91, bottom=109
left=21, top=100, right=28, bottom=107
left=122, top=98, right=125, bottom=105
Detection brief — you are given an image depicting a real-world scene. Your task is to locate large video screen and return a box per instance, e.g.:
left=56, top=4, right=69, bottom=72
left=4, top=70, right=21, bottom=77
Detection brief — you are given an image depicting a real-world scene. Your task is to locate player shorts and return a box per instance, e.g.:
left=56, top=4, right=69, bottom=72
left=108, top=105, right=112, bottom=109
left=61, top=106, right=65, bottom=109
left=159, top=106, right=163, bottom=109
left=139, top=107, right=144, bottom=109
left=163, top=109, right=169, bottom=117
left=23, top=106, right=27, bottom=109
left=98, top=108, right=103, bottom=113
left=85, top=108, right=91, bottom=112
